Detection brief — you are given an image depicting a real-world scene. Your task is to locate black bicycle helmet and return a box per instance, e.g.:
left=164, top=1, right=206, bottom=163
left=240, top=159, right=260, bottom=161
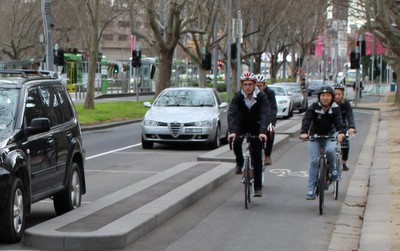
left=317, top=85, right=335, bottom=102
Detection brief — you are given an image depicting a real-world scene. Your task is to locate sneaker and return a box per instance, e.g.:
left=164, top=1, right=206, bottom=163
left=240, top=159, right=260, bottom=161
left=343, top=163, right=349, bottom=171
left=264, top=156, right=272, bottom=166
left=254, top=189, right=263, bottom=197
left=306, top=191, right=315, bottom=200
left=331, top=170, right=339, bottom=181
left=234, top=164, right=243, bottom=175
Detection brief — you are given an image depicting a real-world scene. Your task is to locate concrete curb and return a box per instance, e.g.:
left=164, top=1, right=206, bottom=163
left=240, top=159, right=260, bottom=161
left=327, top=110, right=379, bottom=251
left=24, top=162, right=234, bottom=251
left=358, top=113, right=391, bottom=251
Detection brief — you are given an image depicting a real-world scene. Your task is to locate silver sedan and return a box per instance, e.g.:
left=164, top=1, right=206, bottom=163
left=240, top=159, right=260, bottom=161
left=141, top=87, right=229, bottom=149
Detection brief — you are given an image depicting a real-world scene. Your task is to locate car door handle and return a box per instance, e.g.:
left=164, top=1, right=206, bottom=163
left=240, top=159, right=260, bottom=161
left=47, top=138, right=55, bottom=146
left=66, top=132, right=73, bottom=140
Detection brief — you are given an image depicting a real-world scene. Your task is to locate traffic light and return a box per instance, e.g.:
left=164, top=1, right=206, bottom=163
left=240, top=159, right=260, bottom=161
left=231, top=43, right=237, bottom=59
left=217, top=60, right=223, bottom=70
left=201, top=52, right=212, bottom=71
left=113, top=64, right=119, bottom=74
left=54, top=49, right=64, bottom=66
left=350, top=51, right=360, bottom=69
left=132, top=50, right=142, bottom=68
left=357, top=40, right=366, bottom=57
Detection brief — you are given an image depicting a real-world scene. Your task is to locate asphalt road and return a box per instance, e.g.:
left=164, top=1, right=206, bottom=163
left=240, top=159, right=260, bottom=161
left=116, top=109, right=373, bottom=251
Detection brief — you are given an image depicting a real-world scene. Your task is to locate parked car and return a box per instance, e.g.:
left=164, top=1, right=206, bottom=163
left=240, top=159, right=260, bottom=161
left=141, top=87, right=229, bottom=149
left=278, top=82, right=308, bottom=113
left=0, top=69, right=86, bottom=243
left=268, top=85, right=294, bottom=119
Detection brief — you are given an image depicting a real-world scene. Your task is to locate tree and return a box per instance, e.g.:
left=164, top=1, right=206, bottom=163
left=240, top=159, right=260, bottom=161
left=0, top=0, right=43, bottom=60
left=65, top=0, right=123, bottom=109
left=361, top=0, right=400, bottom=106
left=131, top=0, right=215, bottom=96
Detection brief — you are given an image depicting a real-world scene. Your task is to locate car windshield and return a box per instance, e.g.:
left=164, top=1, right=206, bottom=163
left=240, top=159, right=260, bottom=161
left=0, top=89, right=18, bottom=137
left=153, top=89, right=215, bottom=107
left=269, top=86, right=287, bottom=96
left=283, top=85, right=301, bottom=93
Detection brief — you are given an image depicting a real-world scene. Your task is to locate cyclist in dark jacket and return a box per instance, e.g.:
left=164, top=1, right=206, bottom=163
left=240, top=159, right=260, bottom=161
left=228, top=72, right=270, bottom=197
left=299, top=85, right=346, bottom=200
left=255, top=74, right=277, bottom=166
left=334, top=83, right=356, bottom=171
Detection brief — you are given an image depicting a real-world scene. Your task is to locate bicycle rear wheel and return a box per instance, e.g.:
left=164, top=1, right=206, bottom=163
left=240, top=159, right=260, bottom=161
left=244, top=157, right=252, bottom=209
left=318, top=157, right=327, bottom=215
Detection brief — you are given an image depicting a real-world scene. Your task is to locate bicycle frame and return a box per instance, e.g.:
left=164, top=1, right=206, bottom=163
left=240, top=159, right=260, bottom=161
left=230, top=133, right=264, bottom=209
left=309, top=134, right=336, bottom=215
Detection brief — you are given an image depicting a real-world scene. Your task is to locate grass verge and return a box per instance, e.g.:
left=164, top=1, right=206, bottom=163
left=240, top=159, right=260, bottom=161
left=74, top=101, right=149, bottom=126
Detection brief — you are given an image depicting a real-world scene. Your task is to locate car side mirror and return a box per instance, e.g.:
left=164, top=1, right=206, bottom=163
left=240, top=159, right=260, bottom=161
left=143, top=101, right=152, bottom=108
left=219, top=102, right=228, bottom=109
left=26, top=118, right=50, bottom=135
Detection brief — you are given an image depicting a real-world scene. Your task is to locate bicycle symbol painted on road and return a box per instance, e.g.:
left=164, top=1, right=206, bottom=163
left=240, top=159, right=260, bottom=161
left=269, top=169, right=308, bottom=178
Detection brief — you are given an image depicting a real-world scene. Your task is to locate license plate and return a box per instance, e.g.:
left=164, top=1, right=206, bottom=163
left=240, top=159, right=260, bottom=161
left=185, top=128, right=202, bottom=133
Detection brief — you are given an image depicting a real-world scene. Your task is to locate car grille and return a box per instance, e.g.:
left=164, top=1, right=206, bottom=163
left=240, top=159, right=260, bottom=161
left=169, top=122, right=181, bottom=137
left=159, top=135, right=194, bottom=140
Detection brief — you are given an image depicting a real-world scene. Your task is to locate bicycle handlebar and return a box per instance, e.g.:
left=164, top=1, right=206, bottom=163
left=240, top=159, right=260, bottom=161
left=228, top=133, right=266, bottom=150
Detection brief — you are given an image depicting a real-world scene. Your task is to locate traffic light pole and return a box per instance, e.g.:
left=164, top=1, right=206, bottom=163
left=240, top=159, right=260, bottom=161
left=355, top=34, right=363, bottom=107
left=41, top=0, right=54, bottom=71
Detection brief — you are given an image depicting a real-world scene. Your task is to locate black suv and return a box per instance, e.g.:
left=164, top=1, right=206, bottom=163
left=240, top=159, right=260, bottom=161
left=0, top=70, right=86, bottom=243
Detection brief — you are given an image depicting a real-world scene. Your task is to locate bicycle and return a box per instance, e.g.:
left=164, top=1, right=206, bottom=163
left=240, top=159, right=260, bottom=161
left=307, top=134, right=338, bottom=215
left=230, top=133, right=265, bottom=209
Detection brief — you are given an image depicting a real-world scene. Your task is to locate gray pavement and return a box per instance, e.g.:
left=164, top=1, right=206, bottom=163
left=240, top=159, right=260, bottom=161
left=24, top=85, right=392, bottom=250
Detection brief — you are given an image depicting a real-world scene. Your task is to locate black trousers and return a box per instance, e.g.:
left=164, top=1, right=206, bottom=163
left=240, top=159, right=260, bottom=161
left=265, top=130, right=275, bottom=156
left=233, top=136, right=263, bottom=190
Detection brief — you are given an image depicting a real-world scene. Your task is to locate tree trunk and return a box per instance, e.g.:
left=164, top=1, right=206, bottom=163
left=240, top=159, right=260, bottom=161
left=155, top=50, right=174, bottom=96
left=83, top=0, right=99, bottom=110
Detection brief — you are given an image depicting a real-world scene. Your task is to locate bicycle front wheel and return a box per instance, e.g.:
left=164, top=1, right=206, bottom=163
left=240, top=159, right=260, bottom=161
left=244, top=157, right=252, bottom=209
left=318, top=157, right=327, bottom=215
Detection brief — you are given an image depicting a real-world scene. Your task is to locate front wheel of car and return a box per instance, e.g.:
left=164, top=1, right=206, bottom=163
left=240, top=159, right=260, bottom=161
left=54, top=162, right=82, bottom=216
left=208, top=126, right=221, bottom=150
left=142, top=136, right=154, bottom=149
left=0, top=178, right=25, bottom=243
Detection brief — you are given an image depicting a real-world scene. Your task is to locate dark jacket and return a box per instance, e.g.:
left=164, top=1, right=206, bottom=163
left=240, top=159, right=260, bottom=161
left=337, top=100, right=356, bottom=129
left=228, top=89, right=270, bottom=135
left=300, top=101, right=345, bottom=136
left=263, top=86, right=278, bottom=125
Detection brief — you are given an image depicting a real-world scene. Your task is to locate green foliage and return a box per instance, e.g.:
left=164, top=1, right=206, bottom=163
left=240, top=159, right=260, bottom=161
left=207, top=83, right=226, bottom=92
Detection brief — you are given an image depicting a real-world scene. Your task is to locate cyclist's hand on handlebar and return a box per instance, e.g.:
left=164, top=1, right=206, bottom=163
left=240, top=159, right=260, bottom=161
left=227, top=133, right=236, bottom=143
left=259, top=133, right=267, bottom=142
left=348, top=128, right=356, bottom=137
left=299, top=133, right=308, bottom=141
left=337, top=133, right=345, bottom=142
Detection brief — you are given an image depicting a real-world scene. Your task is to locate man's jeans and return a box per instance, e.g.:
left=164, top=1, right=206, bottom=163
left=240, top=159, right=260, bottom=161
left=307, top=139, right=336, bottom=192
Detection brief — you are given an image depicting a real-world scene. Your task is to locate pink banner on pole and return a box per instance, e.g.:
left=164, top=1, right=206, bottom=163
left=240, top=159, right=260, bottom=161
left=364, top=32, right=374, bottom=56
left=130, top=34, right=135, bottom=51
left=315, top=36, right=324, bottom=57
left=363, top=32, right=387, bottom=56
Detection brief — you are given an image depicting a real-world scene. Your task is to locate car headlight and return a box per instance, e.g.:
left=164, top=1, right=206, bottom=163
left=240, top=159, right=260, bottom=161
left=185, top=121, right=212, bottom=127
left=143, top=120, right=159, bottom=126
left=278, top=100, right=288, bottom=104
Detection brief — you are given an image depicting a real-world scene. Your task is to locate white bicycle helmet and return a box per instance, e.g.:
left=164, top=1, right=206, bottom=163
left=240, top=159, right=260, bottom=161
left=255, top=74, right=266, bottom=83
left=240, top=72, right=256, bottom=83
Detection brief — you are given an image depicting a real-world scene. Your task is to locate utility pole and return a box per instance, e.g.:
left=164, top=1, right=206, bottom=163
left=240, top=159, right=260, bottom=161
left=225, top=0, right=232, bottom=102
left=236, top=10, right=242, bottom=91
left=41, top=0, right=54, bottom=71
